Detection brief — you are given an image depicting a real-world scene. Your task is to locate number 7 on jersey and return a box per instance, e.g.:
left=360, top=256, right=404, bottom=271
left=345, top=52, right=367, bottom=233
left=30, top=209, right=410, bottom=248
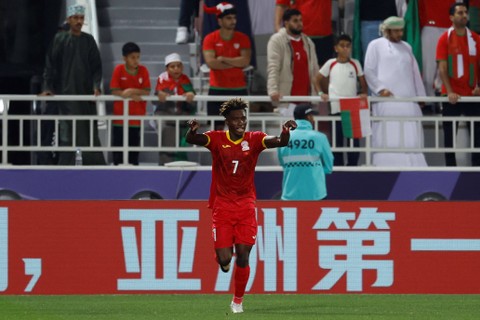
left=232, top=160, right=239, bottom=174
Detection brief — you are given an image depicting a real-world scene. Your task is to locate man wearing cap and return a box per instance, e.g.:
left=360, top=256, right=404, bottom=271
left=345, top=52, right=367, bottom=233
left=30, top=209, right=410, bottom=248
left=277, top=104, right=333, bottom=200
left=364, top=16, right=427, bottom=167
left=40, top=4, right=105, bottom=165
left=202, top=2, right=251, bottom=130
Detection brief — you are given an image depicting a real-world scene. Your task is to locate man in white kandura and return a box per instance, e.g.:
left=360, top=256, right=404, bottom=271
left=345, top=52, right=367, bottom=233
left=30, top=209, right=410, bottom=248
left=364, top=16, right=427, bottom=167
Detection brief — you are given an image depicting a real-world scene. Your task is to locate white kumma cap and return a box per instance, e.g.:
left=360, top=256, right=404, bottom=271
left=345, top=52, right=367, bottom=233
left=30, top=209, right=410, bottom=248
left=165, top=53, right=182, bottom=66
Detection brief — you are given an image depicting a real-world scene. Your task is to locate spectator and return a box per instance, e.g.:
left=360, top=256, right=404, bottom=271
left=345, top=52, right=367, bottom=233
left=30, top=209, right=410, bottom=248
left=352, top=0, right=407, bottom=63
left=267, top=8, right=319, bottom=117
left=40, top=4, right=105, bottom=165
left=202, top=2, right=251, bottom=130
left=203, top=0, right=257, bottom=67
left=436, top=3, right=480, bottom=166
left=277, top=104, right=333, bottom=200
left=364, top=16, right=427, bottom=167
left=403, top=0, right=465, bottom=99
left=175, top=0, right=200, bottom=44
left=156, top=53, right=196, bottom=106
left=315, top=34, right=368, bottom=166
left=154, top=53, right=196, bottom=164
left=274, top=0, right=334, bottom=66
left=110, top=42, right=151, bottom=166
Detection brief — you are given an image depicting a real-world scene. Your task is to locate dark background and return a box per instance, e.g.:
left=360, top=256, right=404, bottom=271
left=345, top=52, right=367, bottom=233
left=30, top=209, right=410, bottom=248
left=0, top=0, right=62, bottom=164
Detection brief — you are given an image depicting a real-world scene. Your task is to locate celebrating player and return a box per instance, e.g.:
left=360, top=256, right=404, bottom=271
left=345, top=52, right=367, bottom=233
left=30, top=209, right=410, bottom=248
left=185, top=98, right=296, bottom=313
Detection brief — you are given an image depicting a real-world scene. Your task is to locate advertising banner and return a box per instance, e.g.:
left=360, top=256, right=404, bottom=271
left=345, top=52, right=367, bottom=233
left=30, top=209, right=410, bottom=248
left=0, top=201, right=479, bottom=294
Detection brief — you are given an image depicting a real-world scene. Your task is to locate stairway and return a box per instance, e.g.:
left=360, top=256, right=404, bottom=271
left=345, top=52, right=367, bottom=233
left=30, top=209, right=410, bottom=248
left=96, top=0, right=192, bottom=92
left=96, top=0, right=198, bottom=165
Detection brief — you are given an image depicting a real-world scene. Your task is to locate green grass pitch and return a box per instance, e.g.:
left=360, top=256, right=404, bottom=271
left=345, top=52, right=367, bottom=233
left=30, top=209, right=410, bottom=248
left=0, top=294, right=478, bottom=319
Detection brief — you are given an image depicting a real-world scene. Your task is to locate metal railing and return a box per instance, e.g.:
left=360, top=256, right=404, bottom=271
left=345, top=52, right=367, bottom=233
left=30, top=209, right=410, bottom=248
left=1, top=94, right=480, bottom=168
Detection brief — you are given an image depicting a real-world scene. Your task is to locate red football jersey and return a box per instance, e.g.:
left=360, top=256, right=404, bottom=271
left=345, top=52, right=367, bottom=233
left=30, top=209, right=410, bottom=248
left=276, top=0, right=332, bottom=36
left=290, top=39, right=310, bottom=96
left=202, top=30, right=251, bottom=89
left=155, top=71, right=194, bottom=95
left=436, top=30, right=480, bottom=96
left=418, top=0, right=452, bottom=28
left=204, top=130, right=267, bottom=209
left=110, top=64, right=151, bottom=126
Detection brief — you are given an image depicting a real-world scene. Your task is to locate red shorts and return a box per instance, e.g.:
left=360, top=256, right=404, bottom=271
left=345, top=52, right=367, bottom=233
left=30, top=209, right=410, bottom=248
left=212, top=207, right=257, bottom=248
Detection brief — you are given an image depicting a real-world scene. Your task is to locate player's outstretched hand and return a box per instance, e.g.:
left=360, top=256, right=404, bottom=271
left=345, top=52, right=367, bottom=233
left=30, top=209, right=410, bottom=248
left=187, top=119, right=200, bottom=132
left=283, top=120, right=297, bottom=131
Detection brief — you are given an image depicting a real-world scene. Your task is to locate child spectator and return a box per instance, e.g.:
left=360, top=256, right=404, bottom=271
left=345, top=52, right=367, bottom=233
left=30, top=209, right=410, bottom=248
left=315, top=34, right=368, bottom=166
left=110, top=42, right=151, bottom=165
left=155, top=53, right=195, bottom=107
left=154, top=53, right=196, bottom=164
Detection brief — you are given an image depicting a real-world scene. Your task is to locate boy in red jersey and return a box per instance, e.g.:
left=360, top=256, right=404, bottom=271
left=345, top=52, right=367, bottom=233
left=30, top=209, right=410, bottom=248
left=186, top=98, right=296, bottom=314
left=155, top=53, right=195, bottom=110
left=110, top=42, right=151, bottom=165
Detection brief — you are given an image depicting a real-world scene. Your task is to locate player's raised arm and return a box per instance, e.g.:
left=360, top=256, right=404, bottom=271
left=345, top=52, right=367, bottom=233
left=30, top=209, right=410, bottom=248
left=264, top=120, right=297, bottom=148
left=185, top=119, right=208, bottom=146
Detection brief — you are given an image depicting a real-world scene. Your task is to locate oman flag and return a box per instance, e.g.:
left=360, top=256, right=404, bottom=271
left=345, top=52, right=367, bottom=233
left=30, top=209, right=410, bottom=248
left=339, top=97, right=371, bottom=139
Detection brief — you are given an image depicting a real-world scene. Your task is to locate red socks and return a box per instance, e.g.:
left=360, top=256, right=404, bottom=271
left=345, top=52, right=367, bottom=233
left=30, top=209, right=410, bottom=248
left=233, top=265, right=250, bottom=304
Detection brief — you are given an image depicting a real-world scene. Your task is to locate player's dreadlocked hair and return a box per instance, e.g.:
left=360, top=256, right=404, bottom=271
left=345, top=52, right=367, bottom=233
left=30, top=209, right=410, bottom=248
left=219, top=98, right=248, bottom=117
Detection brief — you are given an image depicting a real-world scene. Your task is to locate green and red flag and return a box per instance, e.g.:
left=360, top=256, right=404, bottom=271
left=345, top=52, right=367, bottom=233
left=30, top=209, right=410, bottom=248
left=339, top=97, right=371, bottom=139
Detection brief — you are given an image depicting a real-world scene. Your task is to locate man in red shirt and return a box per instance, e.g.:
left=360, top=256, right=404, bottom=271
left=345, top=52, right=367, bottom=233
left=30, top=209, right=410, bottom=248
left=202, top=2, right=251, bottom=130
left=110, top=42, right=151, bottom=165
left=436, top=3, right=480, bottom=166
left=267, top=9, right=319, bottom=116
left=186, top=98, right=296, bottom=314
left=275, top=0, right=333, bottom=66
left=417, top=0, right=465, bottom=97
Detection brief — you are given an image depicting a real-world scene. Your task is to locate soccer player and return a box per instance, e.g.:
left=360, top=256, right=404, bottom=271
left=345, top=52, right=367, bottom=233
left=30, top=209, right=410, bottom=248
left=185, top=98, right=296, bottom=313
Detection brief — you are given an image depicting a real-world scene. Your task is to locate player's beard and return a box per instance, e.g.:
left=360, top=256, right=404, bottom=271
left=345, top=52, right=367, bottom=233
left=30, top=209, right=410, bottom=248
left=289, top=28, right=302, bottom=36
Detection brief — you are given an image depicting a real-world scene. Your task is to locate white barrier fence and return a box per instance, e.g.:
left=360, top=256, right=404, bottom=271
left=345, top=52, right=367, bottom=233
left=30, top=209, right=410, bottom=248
left=1, top=94, right=479, bottom=167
